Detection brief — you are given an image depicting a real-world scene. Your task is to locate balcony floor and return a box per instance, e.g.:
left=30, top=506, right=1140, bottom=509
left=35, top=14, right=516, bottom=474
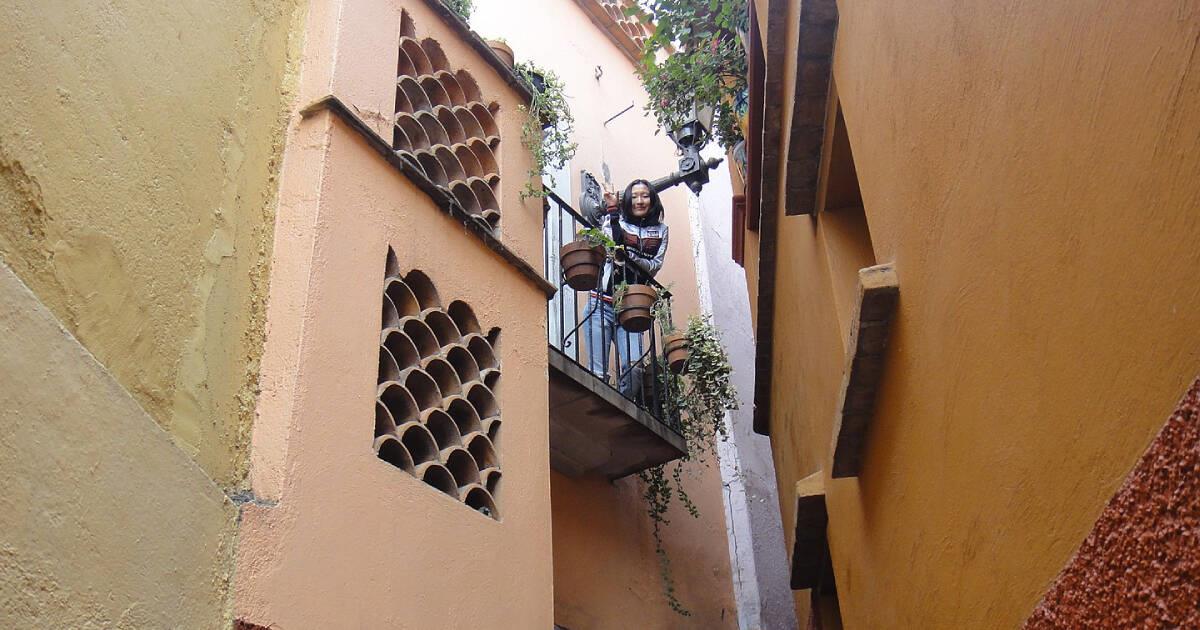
left=547, top=347, right=686, bottom=479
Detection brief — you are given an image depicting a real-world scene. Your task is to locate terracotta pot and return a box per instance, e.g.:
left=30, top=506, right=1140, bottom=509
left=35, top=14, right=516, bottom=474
left=663, top=332, right=689, bottom=374
left=616, top=284, right=657, bottom=333
left=559, top=240, right=606, bottom=290
left=487, top=40, right=514, bottom=67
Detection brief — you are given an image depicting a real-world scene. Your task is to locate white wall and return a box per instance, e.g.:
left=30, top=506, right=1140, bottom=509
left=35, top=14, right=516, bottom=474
left=692, top=146, right=799, bottom=630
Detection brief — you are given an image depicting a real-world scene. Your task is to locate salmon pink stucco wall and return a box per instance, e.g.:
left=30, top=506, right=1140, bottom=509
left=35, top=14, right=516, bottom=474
left=236, top=1, right=553, bottom=627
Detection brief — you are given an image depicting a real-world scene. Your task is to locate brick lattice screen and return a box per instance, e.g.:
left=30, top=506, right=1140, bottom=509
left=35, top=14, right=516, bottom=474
left=374, top=248, right=502, bottom=519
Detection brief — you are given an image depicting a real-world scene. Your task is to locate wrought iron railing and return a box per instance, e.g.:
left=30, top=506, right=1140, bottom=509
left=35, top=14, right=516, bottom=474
left=543, top=188, right=683, bottom=436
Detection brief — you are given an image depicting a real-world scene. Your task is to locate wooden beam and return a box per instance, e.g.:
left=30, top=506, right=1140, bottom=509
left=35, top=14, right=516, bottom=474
left=790, top=471, right=829, bottom=589
left=830, top=263, right=899, bottom=478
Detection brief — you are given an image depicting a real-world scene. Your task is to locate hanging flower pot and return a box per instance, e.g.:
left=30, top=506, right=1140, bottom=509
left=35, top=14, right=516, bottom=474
left=559, top=240, right=606, bottom=290
left=616, top=284, right=657, bottom=332
left=662, top=331, right=689, bottom=374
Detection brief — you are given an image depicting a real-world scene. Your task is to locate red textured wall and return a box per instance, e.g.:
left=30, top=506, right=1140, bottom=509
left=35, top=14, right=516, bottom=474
left=1024, top=377, right=1200, bottom=629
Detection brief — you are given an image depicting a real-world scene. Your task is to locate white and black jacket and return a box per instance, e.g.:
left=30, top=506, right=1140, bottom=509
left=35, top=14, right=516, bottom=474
left=585, top=208, right=669, bottom=295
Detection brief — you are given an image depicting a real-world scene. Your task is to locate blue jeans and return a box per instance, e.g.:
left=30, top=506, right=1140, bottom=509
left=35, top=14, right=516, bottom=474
left=584, top=295, right=644, bottom=396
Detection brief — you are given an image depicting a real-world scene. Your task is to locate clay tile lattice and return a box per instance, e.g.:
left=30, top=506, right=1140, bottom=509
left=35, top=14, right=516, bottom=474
left=375, top=247, right=502, bottom=519
left=574, top=0, right=652, bottom=61
left=600, top=0, right=651, bottom=50
left=393, top=10, right=503, bottom=230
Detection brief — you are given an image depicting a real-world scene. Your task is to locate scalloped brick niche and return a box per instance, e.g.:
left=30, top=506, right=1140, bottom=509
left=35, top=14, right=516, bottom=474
left=599, top=0, right=650, bottom=49
left=375, top=247, right=502, bottom=519
left=393, top=10, right=503, bottom=229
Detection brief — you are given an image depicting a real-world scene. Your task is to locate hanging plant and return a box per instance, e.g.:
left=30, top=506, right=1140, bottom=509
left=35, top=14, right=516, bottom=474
left=615, top=283, right=658, bottom=332
left=631, top=0, right=748, bottom=150
left=638, top=314, right=738, bottom=616
left=654, top=297, right=689, bottom=374
left=443, top=0, right=473, bottom=21
left=514, top=61, right=579, bottom=199
left=559, top=227, right=615, bottom=290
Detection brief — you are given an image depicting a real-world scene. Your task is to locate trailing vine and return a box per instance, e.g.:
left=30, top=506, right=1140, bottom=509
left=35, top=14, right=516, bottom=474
left=631, top=0, right=749, bottom=150
left=443, top=0, right=473, bottom=21
left=612, top=281, right=630, bottom=311
left=514, top=61, right=579, bottom=199
left=637, top=313, right=738, bottom=615
left=651, top=287, right=677, bottom=334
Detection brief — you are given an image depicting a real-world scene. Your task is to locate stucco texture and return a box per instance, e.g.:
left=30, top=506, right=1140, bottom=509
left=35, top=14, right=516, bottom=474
left=1025, top=376, right=1200, bottom=629
left=469, top=0, right=740, bottom=626
left=236, top=2, right=553, bottom=626
left=0, top=0, right=304, bottom=487
left=0, top=262, right=237, bottom=629
left=749, top=0, right=1200, bottom=627
left=237, top=109, right=553, bottom=630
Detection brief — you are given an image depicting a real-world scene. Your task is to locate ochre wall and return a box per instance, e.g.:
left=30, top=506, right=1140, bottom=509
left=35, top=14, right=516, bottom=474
left=236, top=1, right=554, bottom=626
left=0, top=2, right=302, bottom=627
left=754, top=0, right=1200, bottom=627
left=0, top=264, right=237, bottom=628
left=470, top=0, right=740, bottom=626
left=0, top=0, right=304, bottom=487
left=1024, top=377, right=1200, bottom=629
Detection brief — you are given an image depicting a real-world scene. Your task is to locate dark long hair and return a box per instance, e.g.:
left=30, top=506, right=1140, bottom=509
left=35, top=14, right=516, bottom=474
left=619, top=179, right=665, bottom=226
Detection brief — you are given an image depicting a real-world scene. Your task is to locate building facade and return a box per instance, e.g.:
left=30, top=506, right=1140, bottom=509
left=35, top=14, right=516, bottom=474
left=739, top=0, right=1200, bottom=627
left=1, top=0, right=791, bottom=628
left=470, top=0, right=759, bottom=626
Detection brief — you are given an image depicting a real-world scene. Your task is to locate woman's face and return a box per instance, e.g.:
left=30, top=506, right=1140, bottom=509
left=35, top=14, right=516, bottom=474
left=630, top=184, right=652, bottom=218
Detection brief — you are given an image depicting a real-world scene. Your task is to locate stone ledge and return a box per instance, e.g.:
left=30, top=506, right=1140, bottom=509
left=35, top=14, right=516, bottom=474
left=790, top=471, right=830, bottom=590
left=830, top=263, right=899, bottom=478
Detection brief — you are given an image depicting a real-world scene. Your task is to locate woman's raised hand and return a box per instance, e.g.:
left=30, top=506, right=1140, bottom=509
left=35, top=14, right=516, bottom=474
left=603, top=191, right=619, bottom=213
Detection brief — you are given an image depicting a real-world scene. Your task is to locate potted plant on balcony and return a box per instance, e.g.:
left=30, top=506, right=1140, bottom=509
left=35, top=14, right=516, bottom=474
left=654, top=297, right=688, bottom=374
left=514, top=61, right=577, bottom=199
left=613, top=281, right=658, bottom=333
left=559, top=226, right=614, bottom=290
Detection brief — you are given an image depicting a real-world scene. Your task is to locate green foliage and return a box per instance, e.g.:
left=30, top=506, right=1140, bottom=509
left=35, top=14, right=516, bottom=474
left=514, top=61, right=579, bottom=199
left=578, top=226, right=617, bottom=250
left=651, top=289, right=677, bottom=334
left=633, top=0, right=748, bottom=150
left=639, top=462, right=691, bottom=616
left=443, top=0, right=473, bottom=21
left=612, top=281, right=630, bottom=311
left=637, top=314, right=738, bottom=616
left=678, top=314, right=739, bottom=449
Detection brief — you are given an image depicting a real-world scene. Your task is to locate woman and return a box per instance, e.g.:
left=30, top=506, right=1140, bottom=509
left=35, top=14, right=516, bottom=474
left=583, top=179, right=669, bottom=396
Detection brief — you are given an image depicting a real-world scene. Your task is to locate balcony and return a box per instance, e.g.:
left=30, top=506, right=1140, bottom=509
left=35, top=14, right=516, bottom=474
left=543, top=190, right=687, bottom=479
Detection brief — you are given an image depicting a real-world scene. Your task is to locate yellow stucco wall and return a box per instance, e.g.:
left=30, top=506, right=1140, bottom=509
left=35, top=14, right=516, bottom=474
left=0, top=262, right=238, bottom=629
left=0, top=0, right=305, bottom=487
left=751, top=0, right=1200, bottom=627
